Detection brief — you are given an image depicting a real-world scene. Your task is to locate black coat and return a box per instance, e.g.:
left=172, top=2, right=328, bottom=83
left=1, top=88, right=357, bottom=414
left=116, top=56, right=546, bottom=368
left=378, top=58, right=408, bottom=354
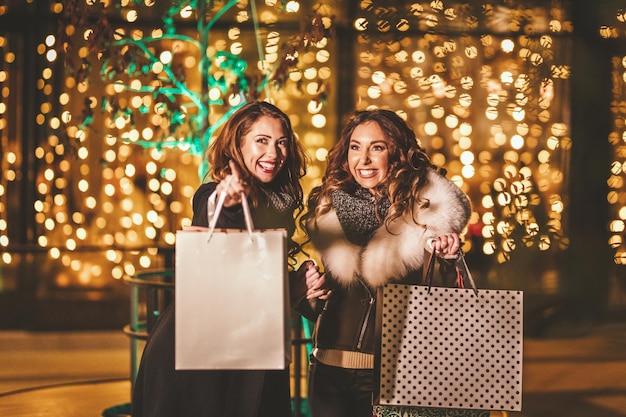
left=309, top=169, right=471, bottom=358
left=131, top=182, right=301, bottom=417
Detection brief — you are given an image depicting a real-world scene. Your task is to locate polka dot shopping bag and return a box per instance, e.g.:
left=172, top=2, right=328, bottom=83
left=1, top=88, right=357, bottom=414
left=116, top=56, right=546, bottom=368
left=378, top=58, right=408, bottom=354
left=373, top=251, right=523, bottom=413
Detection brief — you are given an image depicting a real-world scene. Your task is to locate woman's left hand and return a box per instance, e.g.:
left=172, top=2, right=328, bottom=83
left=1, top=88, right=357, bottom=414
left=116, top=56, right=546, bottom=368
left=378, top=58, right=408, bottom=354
left=430, top=231, right=460, bottom=258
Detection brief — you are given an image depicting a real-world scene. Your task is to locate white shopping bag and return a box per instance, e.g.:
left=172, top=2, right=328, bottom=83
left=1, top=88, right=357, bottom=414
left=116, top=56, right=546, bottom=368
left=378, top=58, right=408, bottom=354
left=175, top=191, right=290, bottom=370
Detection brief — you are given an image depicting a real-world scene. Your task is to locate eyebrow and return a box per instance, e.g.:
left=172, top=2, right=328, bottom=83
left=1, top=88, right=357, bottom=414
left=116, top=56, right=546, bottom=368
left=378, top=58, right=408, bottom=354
left=254, top=133, right=288, bottom=140
left=350, top=138, right=388, bottom=145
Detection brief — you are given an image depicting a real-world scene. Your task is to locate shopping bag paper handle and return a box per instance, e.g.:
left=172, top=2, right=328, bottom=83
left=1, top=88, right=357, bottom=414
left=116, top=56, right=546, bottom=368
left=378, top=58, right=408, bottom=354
left=422, top=247, right=478, bottom=296
left=207, top=177, right=232, bottom=236
left=207, top=177, right=255, bottom=242
left=239, top=192, right=254, bottom=239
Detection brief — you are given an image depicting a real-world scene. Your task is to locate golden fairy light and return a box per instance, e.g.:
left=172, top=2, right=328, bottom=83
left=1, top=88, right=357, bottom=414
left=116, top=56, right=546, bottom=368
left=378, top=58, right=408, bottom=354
left=352, top=1, right=571, bottom=263
left=605, top=5, right=626, bottom=264
left=6, top=1, right=623, bottom=297
left=0, top=0, right=337, bottom=291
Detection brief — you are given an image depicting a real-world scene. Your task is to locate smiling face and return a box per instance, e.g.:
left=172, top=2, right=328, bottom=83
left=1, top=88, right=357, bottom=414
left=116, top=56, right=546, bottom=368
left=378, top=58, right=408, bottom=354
left=239, top=115, right=288, bottom=183
left=347, top=121, right=390, bottom=191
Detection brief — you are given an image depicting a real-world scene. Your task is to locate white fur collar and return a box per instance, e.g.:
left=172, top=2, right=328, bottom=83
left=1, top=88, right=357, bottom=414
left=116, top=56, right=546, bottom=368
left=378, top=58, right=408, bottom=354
left=309, top=169, right=471, bottom=288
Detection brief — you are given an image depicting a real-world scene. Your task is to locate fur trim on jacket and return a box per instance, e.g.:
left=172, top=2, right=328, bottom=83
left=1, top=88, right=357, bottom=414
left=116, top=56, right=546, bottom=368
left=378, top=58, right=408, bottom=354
left=309, top=169, right=471, bottom=288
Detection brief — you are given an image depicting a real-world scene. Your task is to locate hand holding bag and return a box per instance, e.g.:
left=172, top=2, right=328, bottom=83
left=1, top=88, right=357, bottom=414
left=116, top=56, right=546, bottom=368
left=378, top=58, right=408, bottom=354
left=374, top=250, right=523, bottom=414
left=175, top=186, right=290, bottom=370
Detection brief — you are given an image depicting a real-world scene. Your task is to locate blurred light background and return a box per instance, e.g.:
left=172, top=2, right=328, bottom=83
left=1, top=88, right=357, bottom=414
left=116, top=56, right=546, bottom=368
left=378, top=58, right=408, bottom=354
left=0, top=0, right=624, bottom=332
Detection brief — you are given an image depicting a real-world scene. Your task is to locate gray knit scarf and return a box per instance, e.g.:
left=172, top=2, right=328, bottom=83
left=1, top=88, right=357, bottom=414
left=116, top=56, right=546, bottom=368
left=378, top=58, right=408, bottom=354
left=260, top=186, right=298, bottom=215
left=330, top=187, right=390, bottom=247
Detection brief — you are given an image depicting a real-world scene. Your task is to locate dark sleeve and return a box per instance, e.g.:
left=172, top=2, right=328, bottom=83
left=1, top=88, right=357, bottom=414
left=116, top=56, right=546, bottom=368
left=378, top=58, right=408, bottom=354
left=289, top=271, right=317, bottom=322
left=293, top=299, right=323, bottom=323
left=289, top=262, right=324, bottom=321
left=191, top=182, right=216, bottom=227
left=289, top=267, right=324, bottom=322
left=191, top=182, right=245, bottom=228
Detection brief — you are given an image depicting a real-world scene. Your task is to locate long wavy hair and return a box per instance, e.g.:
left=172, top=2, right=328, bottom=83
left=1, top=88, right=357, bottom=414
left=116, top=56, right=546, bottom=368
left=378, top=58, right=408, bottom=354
left=207, top=101, right=309, bottom=258
left=302, top=109, right=436, bottom=234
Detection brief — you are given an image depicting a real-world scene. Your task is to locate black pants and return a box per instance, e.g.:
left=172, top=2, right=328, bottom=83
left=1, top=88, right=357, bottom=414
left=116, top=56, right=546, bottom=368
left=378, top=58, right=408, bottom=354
left=308, top=357, right=374, bottom=417
left=132, top=303, right=293, bottom=417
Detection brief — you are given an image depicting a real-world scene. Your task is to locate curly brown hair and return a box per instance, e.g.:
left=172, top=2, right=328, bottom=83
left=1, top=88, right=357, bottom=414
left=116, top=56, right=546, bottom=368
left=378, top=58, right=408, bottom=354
left=302, top=109, right=436, bottom=234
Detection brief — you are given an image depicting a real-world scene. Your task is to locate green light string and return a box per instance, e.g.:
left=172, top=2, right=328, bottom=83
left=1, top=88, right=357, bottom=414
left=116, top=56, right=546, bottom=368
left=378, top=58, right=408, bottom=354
left=109, top=37, right=205, bottom=113
left=250, top=0, right=271, bottom=99
left=89, top=1, right=292, bottom=181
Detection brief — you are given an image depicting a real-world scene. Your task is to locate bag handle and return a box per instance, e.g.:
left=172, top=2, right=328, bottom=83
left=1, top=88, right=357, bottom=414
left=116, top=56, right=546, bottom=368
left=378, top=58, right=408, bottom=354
left=207, top=176, right=255, bottom=242
left=422, top=245, right=478, bottom=296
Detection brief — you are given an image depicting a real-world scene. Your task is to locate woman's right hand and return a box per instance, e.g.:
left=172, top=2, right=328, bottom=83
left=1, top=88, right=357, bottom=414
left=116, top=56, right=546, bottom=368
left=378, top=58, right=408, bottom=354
left=304, top=261, right=332, bottom=300
left=429, top=231, right=461, bottom=259
left=216, top=161, right=250, bottom=207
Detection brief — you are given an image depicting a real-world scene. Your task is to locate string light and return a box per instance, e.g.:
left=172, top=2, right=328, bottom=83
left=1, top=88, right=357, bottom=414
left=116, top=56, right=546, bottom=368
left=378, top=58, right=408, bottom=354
left=352, top=1, right=572, bottom=263
left=0, top=1, right=336, bottom=291
left=1, top=1, right=624, bottom=290
left=608, top=10, right=626, bottom=263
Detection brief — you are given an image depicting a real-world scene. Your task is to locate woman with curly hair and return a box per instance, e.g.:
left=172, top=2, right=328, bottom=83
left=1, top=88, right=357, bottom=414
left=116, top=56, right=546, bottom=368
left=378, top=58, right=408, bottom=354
left=301, top=109, right=472, bottom=417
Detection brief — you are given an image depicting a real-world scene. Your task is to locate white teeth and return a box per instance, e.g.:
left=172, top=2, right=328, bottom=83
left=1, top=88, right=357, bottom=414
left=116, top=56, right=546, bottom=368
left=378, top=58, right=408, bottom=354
left=259, top=162, right=275, bottom=170
left=359, top=169, right=375, bottom=176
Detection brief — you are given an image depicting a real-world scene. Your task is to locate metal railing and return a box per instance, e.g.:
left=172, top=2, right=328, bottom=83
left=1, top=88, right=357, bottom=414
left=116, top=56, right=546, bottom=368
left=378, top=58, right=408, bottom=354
left=119, top=268, right=313, bottom=417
